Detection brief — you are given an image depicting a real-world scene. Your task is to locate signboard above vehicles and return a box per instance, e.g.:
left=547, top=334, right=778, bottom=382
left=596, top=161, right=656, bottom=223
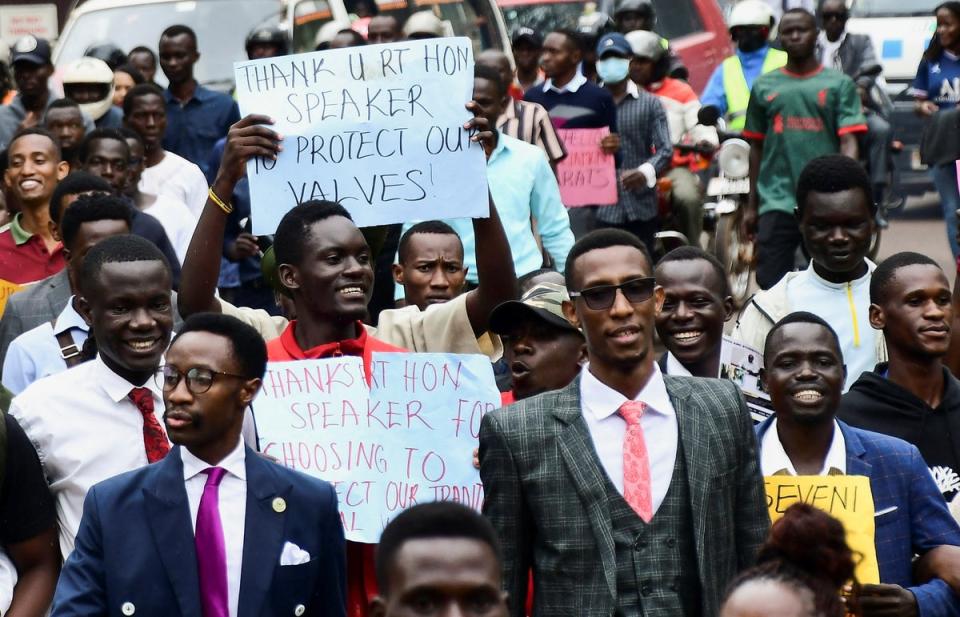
left=0, top=4, right=58, bottom=46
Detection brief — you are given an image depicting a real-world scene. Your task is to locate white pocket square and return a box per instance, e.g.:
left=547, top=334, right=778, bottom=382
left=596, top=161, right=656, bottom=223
left=280, top=541, right=311, bottom=566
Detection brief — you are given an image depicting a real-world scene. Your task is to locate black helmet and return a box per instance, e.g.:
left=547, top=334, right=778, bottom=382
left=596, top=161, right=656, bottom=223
left=245, top=25, right=290, bottom=58
left=614, top=0, right=654, bottom=18
left=83, top=43, right=127, bottom=71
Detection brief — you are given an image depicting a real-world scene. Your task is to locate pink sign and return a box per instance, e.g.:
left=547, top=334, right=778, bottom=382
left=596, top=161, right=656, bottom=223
left=556, top=127, right=618, bottom=207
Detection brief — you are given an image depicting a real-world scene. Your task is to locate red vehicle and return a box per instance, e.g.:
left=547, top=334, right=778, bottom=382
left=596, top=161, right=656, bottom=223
left=498, top=0, right=730, bottom=91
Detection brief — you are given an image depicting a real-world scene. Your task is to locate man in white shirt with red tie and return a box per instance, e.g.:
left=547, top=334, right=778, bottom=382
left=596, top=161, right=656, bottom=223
left=479, top=229, right=768, bottom=617
left=51, top=312, right=346, bottom=617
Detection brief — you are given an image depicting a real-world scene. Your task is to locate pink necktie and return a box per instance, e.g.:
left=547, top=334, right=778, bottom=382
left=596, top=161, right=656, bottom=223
left=619, top=401, right=653, bottom=522
left=196, top=467, right=229, bottom=617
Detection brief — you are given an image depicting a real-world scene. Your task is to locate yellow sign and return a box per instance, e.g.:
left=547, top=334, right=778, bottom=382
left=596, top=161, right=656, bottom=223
left=764, top=475, right=880, bottom=584
left=0, top=279, right=23, bottom=317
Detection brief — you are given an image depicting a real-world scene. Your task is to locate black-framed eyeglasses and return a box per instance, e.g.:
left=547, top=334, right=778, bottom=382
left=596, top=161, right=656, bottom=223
left=156, top=365, right=247, bottom=394
left=569, top=277, right=656, bottom=310
left=821, top=11, right=848, bottom=20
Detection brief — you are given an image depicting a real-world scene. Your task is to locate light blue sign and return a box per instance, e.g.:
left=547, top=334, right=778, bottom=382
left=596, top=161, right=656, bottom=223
left=882, top=39, right=903, bottom=60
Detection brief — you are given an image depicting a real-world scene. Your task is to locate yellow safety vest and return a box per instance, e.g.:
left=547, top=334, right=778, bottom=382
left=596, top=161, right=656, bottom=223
left=721, top=47, right=788, bottom=130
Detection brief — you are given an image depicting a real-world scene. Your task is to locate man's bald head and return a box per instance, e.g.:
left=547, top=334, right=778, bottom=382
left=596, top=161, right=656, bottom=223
left=476, top=50, right=514, bottom=96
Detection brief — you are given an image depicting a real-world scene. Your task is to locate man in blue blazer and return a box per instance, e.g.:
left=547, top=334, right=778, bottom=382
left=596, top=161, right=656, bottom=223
left=757, top=311, right=960, bottom=617
left=51, top=313, right=346, bottom=617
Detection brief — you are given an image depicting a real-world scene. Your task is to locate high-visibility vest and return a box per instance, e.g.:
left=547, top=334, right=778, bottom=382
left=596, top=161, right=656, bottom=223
left=721, top=47, right=787, bottom=130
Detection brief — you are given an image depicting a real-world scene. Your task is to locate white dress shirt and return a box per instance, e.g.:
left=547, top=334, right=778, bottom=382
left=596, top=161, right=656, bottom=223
left=2, top=297, right=89, bottom=394
left=10, top=355, right=167, bottom=558
left=580, top=363, right=679, bottom=515
left=760, top=419, right=847, bottom=476
left=182, top=440, right=247, bottom=617
left=0, top=550, right=15, bottom=614
left=542, top=71, right=588, bottom=94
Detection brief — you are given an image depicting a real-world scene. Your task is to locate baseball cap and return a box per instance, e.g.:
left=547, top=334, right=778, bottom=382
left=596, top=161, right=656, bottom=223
left=511, top=26, right=543, bottom=48
left=489, top=282, right=580, bottom=335
left=596, top=32, right=632, bottom=58
left=10, top=35, right=51, bottom=66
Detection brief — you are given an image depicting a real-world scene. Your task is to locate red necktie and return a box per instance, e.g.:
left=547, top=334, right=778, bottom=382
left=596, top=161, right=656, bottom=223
left=619, top=401, right=653, bottom=522
left=128, top=387, right=170, bottom=463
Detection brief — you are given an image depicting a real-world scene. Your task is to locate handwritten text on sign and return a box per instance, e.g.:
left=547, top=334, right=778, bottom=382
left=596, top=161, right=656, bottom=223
left=555, top=127, right=617, bottom=207
left=254, top=353, right=500, bottom=543
left=234, top=38, right=488, bottom=235
left=765, top=475, right=880, bottom=584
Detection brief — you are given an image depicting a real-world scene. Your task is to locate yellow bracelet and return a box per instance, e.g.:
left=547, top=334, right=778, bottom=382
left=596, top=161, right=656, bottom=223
left=208, top=187, right=233, bottom=214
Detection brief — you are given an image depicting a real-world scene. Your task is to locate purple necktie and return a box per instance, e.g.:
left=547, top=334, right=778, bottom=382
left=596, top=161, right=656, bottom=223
left=196, top=467, right=229, bottom=617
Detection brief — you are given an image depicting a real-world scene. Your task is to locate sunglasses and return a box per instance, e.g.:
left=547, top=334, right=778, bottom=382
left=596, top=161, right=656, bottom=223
left=821, top=11, right=848, bottom=20
left=569, top=277, right=656, bottom=310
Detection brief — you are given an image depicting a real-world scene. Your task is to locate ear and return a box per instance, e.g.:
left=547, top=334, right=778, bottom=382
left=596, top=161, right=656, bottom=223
left=653, top=285, right=665, bottom=315
left=722, top=295, right=735, bottom=321
left=759, top=367, right=767, bottom=391
left=868, top=303, right=884, bottom=330
left=56, top=160, right=69, bottom=181
left=76, top=294, right=94, bottom=327
left=277, top=263, right=301, bottom=294
left=577, top=341, right=588, bottom=365
left=50, top=220, right=61, bottom=243
left=368, top=597, right=387, bottom=617
left=562, top=299, right=580, bottom=329
left=392, top=263, right=404, bottom=285
left=239, top=378, right=262, bottom=407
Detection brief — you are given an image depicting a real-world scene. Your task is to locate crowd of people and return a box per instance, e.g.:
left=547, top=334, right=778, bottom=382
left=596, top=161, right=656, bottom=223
left=0, top=0, right=960, bottom=615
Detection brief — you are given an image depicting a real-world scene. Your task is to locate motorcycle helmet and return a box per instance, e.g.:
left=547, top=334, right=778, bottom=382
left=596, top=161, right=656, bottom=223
left=62, top=57, right=115, bottom=121
left=625, top=29, right=664, bottom=60
left=84, top=43, right=127, bottom=71
left=727, top=0, right=775, bottom=31
left=246, top=24, right=290, bottom=59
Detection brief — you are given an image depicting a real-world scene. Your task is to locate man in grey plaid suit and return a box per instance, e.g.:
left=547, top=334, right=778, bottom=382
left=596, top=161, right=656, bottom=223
left=479, top=229, right=769, bottom=617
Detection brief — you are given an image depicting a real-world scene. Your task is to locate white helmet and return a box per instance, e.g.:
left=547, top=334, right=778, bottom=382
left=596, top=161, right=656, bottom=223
left=727, top=0, right=774, bottom=30
left=62, top=57, right=115, bottom=121
left=315, top=20, right=351, bottom=49
left=403, top=11, right=446, bottom=38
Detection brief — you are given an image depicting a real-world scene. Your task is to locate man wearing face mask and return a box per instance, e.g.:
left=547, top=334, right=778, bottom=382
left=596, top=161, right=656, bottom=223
left=700, top=0, right=786, bottom=131
left=596, top=32, right=673, bottom=254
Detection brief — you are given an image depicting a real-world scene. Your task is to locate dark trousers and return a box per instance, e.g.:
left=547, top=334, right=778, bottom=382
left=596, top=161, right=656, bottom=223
left=595, top=217, right=659, bottom=259
left=756, top=210, right=801, bottom=290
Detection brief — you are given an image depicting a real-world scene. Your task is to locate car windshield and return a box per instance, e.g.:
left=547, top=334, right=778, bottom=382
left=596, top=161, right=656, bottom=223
left=292, top=0, right=502, bottom=53
left=56, top=0, right=281, bottom=89
left=850, top=0, right=940, bottom=17
left=499, top=0, right=585, bottom=35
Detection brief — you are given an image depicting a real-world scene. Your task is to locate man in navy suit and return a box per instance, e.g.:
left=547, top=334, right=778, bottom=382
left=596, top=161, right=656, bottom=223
left=51, top=312, right=346, bottom=617
left=756, top=311, right=960, bottom=617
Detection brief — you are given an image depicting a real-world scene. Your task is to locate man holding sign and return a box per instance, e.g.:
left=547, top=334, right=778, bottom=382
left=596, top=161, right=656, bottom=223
left=756, top=311, right=960, bottom=616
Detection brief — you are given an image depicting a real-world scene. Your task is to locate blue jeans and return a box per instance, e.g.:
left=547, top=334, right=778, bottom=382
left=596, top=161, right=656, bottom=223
left=931, top=162, right=960, bottom=258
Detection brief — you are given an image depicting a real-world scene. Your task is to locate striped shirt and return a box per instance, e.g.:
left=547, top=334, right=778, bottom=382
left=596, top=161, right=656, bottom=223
left=597, top=82, right=673, bottom=225
left=497, top=99, right=567, bottom=166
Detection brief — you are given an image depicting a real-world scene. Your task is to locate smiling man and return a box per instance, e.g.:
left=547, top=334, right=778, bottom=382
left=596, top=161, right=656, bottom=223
left=756, top=311, right=960, bottom=617
left=480, top=228, right=768, bottom=616
left=0, top=128, right=69, bottom=284
left=839, top=253, right=960, bottom=506
left=655, top=246, right=734, bottom=378
left=733, top=154, right=881, bottom=391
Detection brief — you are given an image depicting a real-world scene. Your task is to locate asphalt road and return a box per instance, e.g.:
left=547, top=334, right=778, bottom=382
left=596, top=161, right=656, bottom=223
left=878, top=191, right=954, bottom=275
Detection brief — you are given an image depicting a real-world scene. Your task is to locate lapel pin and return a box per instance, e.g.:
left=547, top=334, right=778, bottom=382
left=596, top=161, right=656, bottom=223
left=272, top=497, right=287, bottom=513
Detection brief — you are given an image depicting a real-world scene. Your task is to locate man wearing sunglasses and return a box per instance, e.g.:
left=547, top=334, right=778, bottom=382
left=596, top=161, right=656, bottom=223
left=816, top=0, right=892, bottom=216
left=480, top=228, right=768, bottom=617
left=52, top=312, right=346, bottom=617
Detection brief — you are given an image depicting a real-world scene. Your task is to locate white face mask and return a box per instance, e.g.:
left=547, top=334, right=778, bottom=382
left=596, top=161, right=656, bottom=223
left=597, top=57, right=630, bottom=84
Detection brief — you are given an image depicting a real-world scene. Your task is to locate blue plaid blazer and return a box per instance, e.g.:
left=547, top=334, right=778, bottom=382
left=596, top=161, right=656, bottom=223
left=757, top=418, right=960, bottom=615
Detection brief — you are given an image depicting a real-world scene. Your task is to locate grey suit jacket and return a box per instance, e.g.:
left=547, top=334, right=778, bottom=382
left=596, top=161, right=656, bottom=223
left=0, top=269, right=71, bottom=364
left=817, top=33, right=880, bottom=90
left=479, top=373, right=769, bottom=617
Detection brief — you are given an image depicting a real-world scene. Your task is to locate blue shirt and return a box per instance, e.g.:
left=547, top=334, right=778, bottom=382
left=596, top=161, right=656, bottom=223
left=912, top=50, right=960, bottom=109
left=396, top=134, right=573, bottom=296
left=2, top=297, right=88, bottom=395
left=163, top=85, right=240, bottom=177
left=95, top=105, right=123, bottom=129
left=205, top=138, right=260, bottom=287
left=701, top=45, right=774, bottom=117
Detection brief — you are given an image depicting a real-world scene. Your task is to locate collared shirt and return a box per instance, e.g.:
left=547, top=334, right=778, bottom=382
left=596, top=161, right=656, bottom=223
left=701, top=45, right=777, bottom=116
left=599, top=79, right=672, bottom=224
left=818, top=31, right=847, bottom=70
left=139, top=150, right=209, bottom=218
left=542, top=71, right=588, bottom=94
left=497, top=99, right=567, bottom=165
left=760, top=418, right=847, bottom=475
left=163, top=85, right=240, bottom=178
left=786, top=260, right=878, bottom=392
left=0, top=213, right=66, bottom=285
left=10, top=355, right=168, bottom=558
left=0, top=94, right=95, bottom=151
left=663, top=339, right=732, bottom=377
left=579, top=363, right=679, bottom=514
left=396, top=133, right=573, bottom=287
left=183, top=440, right=247, bottom=617
left=2, top=296, right=88, bottom=394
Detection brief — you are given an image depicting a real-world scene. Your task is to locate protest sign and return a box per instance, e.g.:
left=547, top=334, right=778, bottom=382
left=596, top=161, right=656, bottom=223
left=0, top=279, right=22, bottom=317
left=233, top=38, right=489, bottom=235
left=719, top=336, right=772, bottom=423
left=255, top=352, right=500, bottom=543
left=555, top=127, right=617, bottom=207
left=764, top=475, right=880, bottom=584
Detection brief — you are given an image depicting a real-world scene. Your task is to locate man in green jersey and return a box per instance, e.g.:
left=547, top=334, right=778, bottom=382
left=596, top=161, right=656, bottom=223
left=740, top=8, right=866, bottom=290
